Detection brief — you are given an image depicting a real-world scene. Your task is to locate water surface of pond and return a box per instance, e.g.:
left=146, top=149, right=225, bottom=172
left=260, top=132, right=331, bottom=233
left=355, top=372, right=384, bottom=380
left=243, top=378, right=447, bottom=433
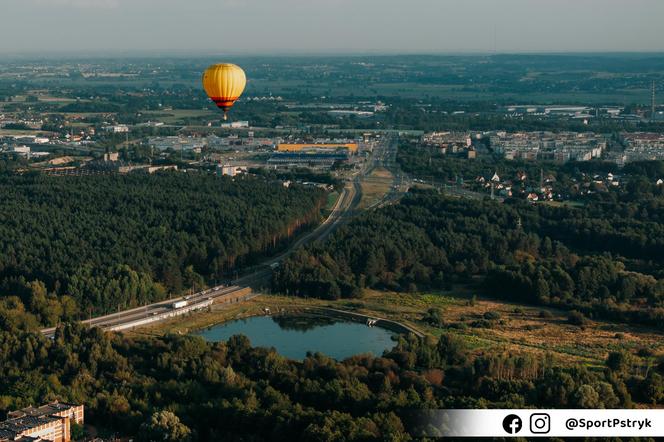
left=195, top=315, right=398, bottom=360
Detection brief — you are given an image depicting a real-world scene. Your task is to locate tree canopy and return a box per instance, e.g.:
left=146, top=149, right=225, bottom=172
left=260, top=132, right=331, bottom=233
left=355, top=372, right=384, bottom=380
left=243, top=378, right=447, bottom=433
left=0, top=172, right=325, bottom=326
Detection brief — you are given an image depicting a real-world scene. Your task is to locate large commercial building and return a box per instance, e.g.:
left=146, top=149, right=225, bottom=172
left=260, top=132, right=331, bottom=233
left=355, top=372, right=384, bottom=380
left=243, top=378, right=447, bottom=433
left=148, top=136, right=206, bottom=152
left=277, top=143, right=358, bottom=154
left=268, top=151, right=350, bottom=168
left=0, top=402, right=84, bottom=442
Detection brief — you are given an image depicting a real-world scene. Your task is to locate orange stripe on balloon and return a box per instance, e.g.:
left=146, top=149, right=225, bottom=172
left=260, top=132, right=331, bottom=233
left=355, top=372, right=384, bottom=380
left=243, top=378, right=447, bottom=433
left=211, top=97, right=239, bottom=110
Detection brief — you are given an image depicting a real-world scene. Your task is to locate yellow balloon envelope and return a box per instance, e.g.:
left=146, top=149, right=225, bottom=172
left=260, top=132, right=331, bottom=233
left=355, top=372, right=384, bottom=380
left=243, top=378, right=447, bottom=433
left=202, top=63, right=247, bottom=120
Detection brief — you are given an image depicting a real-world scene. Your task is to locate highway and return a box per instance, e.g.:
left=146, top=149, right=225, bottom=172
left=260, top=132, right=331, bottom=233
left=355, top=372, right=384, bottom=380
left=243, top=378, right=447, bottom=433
left=40, top=137, right=382, bottom=338
left=365, top=136, right=405, bottom=209
left=41, top=284, right=251, bottom=338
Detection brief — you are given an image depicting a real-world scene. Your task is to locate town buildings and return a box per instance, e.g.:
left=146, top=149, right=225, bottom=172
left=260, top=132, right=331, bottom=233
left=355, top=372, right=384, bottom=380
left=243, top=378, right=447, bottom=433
left=620, top=132, right=664, bottom=163
left=216, top=164, right=247, bottom=177
left=0, top=402, right=83, bottom=442
left=490, top=131, right=606, bottom=162
left=420, top=132, right=472, bottom=155
left=102, top=125, right=129, bottom=134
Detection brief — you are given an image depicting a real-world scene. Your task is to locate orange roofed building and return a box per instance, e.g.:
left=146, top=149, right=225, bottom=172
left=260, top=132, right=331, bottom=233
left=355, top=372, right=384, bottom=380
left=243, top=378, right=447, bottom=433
left=277, top=143, right=358, bottom=153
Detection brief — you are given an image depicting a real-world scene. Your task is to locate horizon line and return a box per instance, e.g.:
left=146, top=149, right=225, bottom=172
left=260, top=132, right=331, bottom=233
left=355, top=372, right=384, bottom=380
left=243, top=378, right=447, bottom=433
left=1, top=49, right=664, bottom=59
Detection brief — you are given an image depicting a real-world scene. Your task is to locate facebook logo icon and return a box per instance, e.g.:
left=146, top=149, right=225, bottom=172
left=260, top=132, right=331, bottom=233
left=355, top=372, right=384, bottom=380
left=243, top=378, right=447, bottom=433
left=502, top=414, right=523, bottom=434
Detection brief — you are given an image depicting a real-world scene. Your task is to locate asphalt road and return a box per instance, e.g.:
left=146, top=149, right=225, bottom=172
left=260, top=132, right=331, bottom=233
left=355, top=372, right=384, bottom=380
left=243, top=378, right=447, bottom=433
left=41, top=284, right=246, bottom=338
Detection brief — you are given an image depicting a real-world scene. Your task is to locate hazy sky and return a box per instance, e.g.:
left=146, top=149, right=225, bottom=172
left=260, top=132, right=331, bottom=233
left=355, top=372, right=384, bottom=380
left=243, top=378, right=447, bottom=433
left=2, top=0, right=663, bottom=54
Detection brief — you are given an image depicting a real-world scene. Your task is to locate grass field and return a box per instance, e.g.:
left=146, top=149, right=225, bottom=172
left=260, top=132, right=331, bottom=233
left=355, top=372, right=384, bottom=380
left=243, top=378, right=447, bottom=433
left=539, top=200, right=585, bottom=208
left=0, top=129, right=43, bottom=136
left=133, top=295, right=330, bottom=338
left=325, top=191, right=340, bottom=211
left=358, top=167, right=394, bottom=209
left=142, top=109, right=217, bottom=124
left=353, top=290, right=663, bottom=370
left=34, top=95, right=77, bottom=104
left=16, top=77, right=650, bottom=105
left=250, top=78, right=654, bottom=104
left=0, top=94, right=88, bottom=107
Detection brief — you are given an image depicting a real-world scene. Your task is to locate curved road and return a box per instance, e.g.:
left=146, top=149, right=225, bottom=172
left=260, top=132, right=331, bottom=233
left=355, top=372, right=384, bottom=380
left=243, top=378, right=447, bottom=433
left=41, top=139, right=383, bottom=337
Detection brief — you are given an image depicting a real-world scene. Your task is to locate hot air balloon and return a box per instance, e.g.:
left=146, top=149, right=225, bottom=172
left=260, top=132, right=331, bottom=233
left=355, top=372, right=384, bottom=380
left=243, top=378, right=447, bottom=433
left=202, top=63, right=246, bottom=120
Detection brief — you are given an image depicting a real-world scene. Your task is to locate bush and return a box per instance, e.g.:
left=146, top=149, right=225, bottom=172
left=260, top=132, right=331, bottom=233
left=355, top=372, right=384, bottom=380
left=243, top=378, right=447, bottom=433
left=70, top=423, right=86, bottom=440
left=637, top=347, right=654, bottom=358
left=423, top=308, right=445, bottom=327
left=470, top=320, right=493, bottom=329
left=448, top=322, right=468, bottom=330
left=567, top=310, right=587, bottom=326
left=483, top=311, right=501, bottom=320
left=606, top=351, right=634, bottom=374
left=641, top=373, right=664, bottom=404
left=523, top=324, right=543, bottom=331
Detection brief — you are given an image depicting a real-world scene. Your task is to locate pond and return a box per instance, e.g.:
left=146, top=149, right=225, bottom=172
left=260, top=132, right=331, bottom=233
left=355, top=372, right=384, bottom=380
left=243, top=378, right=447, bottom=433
left=194, top=314, right=398, bottom=360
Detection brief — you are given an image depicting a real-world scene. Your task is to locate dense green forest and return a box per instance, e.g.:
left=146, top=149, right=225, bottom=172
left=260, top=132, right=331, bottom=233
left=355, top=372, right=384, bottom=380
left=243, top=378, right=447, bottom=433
left=0, top=172, right=325, bottom=326
left=0, top=323, right=659, bottom=440
left=274, top=188, right=664, bottom=328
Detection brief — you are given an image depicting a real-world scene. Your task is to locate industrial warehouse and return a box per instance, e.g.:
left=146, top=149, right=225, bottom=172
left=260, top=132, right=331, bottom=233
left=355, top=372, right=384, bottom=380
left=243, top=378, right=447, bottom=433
left=276, top=142, right=358, bottom=153
left=268, top=142, right=359, bottom=168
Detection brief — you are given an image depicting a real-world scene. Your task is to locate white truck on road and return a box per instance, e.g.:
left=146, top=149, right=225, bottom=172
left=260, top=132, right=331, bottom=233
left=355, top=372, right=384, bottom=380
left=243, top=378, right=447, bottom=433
left=172, top=300, right=188, bottom=309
